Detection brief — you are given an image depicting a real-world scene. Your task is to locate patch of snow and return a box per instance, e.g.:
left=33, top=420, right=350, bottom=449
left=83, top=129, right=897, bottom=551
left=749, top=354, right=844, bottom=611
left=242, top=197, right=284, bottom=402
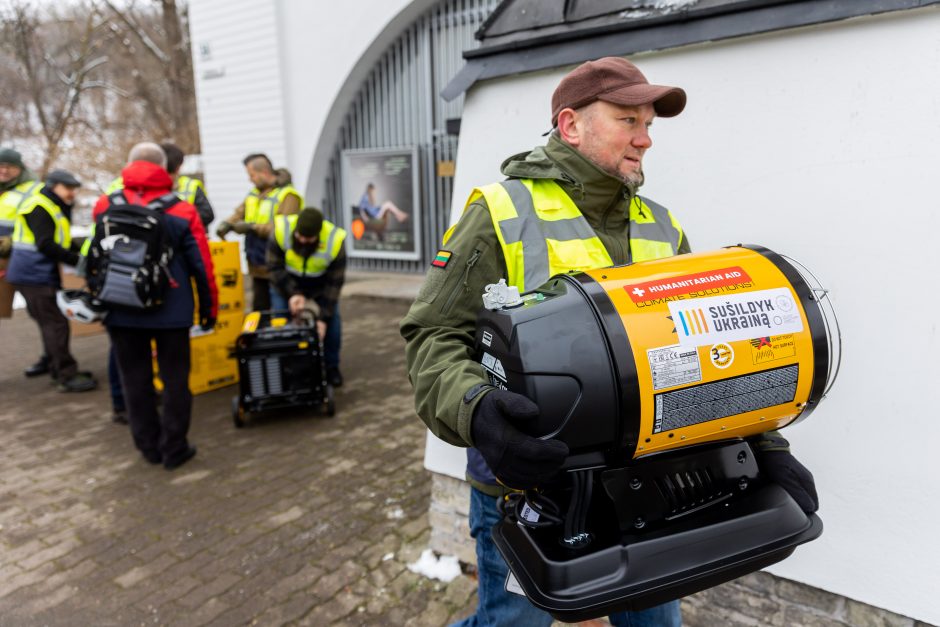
left=387, top=507, right=405, bottom=520
left=407, top=548, right=461, bottom=583
left=382, top=552, right=395, bottom=561
left=652, top=0, right=699, bottom=9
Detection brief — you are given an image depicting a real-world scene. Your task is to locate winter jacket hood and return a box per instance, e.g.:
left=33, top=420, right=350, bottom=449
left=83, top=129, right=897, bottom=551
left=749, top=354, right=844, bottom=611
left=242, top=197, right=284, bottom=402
left=121, top=160, right=173, bottom=193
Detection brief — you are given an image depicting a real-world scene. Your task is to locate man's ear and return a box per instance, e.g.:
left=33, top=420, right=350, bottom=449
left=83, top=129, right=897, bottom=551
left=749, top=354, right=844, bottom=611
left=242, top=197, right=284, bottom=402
left=556, top=108, right=581, bottom=147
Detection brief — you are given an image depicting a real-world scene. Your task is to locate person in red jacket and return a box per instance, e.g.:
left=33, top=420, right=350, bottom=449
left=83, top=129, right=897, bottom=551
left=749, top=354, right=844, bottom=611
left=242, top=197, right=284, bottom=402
left=91, top=142, right=218, bottom=469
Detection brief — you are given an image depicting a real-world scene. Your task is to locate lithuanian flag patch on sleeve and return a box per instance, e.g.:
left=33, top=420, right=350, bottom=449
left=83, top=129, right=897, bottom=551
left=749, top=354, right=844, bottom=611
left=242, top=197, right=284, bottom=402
left=431, top=250, right=453, bottom=268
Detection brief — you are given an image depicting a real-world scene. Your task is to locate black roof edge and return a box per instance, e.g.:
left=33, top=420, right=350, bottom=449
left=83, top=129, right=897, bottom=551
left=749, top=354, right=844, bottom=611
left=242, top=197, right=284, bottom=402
left=443, top=0, right=940, bottom=101
left=469, top=0, right=785, bottom=55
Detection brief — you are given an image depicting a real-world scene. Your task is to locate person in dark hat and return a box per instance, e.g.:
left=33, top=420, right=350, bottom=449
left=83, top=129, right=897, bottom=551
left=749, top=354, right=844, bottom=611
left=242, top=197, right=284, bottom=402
left=401, top=57, right=818, bottom=626
left=0, top=147, right=42, bottom=331
left=7, top=168, right=97, bottom=392
left=267, top=206, right=347, bottom=386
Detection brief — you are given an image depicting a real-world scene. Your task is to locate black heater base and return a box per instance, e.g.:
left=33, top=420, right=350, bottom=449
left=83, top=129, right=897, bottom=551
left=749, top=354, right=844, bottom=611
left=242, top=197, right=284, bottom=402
left=492, top=483, right=822, bottom=623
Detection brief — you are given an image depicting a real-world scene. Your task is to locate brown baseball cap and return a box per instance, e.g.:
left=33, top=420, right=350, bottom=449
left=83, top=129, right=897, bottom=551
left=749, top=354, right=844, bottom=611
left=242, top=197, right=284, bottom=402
left=551, top=57, right=686, bottom=127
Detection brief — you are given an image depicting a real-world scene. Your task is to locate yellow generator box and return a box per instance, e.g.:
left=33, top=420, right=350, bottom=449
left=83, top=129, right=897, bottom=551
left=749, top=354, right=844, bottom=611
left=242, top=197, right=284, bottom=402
left=188, top=312, right=242, bottom=395
left=192, top=240, right=245, bottom=321
left=208, top=240, right=245, bottom=316
left=154, top=311, right=243, bottom=395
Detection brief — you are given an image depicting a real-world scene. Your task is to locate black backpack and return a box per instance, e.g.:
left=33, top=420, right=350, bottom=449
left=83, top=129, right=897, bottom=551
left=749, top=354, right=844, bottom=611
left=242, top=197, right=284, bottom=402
left=85, top=191, right=177, bottom=311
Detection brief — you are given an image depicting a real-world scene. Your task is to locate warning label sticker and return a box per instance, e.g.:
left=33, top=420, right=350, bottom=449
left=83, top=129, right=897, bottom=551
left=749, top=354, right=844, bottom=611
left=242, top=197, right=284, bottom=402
left=481, top=352, right=507, bottom=381
left=653, top=364, right=799, bottom=434
left=647, top=344, right=702, bottom=391
left=668, top=287, right=804, bottom=347
left=625, top=266, right=752, bottom=303
left=750, top=334, right=796, bottom=365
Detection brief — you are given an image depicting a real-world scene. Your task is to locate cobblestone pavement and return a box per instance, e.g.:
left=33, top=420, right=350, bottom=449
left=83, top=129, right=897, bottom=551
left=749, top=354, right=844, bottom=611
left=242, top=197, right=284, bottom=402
left=0, top=297, right=478, bottom=626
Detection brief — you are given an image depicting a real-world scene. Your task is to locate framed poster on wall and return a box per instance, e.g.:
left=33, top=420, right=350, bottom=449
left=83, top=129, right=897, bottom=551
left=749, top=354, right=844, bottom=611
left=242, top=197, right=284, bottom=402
left=341, top=147, right=421, bottom=261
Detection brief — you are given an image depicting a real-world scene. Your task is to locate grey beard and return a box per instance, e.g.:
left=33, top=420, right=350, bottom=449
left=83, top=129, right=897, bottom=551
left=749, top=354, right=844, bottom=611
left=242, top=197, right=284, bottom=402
left=600, top=164, right=644, bottom=195
left=622, top=168, right=644, bottom=190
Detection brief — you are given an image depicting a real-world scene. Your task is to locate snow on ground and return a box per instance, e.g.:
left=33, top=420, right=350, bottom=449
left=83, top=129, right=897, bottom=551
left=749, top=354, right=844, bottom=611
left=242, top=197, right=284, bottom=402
left=407, top=548, right=461, bottom=583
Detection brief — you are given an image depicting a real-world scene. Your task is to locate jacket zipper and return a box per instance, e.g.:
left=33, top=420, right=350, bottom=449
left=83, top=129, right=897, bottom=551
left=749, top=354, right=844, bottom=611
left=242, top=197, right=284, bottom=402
left=600, top=189, right=630, bottom=264
left=441, top=248, right=482, bottom=314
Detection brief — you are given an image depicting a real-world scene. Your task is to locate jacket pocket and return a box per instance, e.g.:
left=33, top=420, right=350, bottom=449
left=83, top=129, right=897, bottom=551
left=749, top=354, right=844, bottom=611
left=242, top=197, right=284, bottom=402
left=415, top=250, right=457, bottom=304
left=440, top=246, right=483, bottom=316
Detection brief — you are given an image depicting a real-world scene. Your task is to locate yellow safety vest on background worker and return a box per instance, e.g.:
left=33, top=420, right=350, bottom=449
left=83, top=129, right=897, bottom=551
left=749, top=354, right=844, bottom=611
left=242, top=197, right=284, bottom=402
left=0, top=180, right=42, bottom=236
left=6, top=192, right=72, bottom=286
left=243, top=184, right=304, bottom=267
left=105, top=176, right=123, bottom=194
left=106, top=175, right=206, bottom=206
left=274, top=214, right=346, bottom=277
left=175, top=175, right=205, bottom=205
left=244, top=185, right=304, bottom=225
left=448, top=178, right=683, bottom=292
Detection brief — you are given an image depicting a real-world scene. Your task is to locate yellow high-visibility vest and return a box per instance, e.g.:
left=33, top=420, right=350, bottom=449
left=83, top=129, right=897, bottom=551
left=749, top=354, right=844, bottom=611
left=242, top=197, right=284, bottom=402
left=106, top=175, right=206, bottom=206
left=244, top=185, right=304, bottom=225
left=273, top=214, right=346, bottom=278
left=0, top=180, right=42, bottom=233
left=176, top=175, right=205, bottom=205
left=12, top=192, right=71, bottom=250
left=447, top=178, right=682, bottom=292
left=105, top=176, right=123, bottom=194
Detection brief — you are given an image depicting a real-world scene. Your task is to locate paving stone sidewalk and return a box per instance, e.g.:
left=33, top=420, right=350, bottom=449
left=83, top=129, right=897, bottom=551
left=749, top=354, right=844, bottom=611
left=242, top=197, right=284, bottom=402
left=0, top=296, right=478, bottom=626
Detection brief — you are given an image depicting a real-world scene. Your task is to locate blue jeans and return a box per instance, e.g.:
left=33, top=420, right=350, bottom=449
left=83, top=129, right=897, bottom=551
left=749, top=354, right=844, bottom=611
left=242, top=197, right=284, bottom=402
left=269, top=288, right=341, bottom=369
left=451, top=486, right=682, bottom=627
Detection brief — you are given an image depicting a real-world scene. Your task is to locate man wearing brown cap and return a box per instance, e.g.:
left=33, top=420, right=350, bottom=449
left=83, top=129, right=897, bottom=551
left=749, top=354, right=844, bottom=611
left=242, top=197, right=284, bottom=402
left=402, top=57, right=818, bottom=626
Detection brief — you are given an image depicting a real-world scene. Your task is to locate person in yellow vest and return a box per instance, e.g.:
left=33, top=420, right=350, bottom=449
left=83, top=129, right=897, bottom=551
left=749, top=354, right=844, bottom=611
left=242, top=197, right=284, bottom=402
left=0, top=147, right=43, bottom=334
left=161, top=142, right=214, bottom=228
left=105, top=143, right=214, bottom=229
left=216, top=153, right=303, bottom=311
left=7, top=169, right=96, bottom=392
left=400, top=57, right=818, bottom=627
left=267, top=207, right=347, bottom=387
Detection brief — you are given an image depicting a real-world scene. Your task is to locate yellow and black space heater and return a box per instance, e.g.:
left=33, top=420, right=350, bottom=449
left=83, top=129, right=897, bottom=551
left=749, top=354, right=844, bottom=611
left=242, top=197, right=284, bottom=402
left=475, top=245, right=841, bottom=622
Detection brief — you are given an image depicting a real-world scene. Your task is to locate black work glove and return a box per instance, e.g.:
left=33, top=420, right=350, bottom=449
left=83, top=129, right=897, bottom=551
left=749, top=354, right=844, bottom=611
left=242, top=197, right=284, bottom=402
left=200, top=315, right=216, bottom=332
left=215, top=221, right=233, bottom=239
left=759, top=450, right=819, bottom=513
left=471, top=389, right=569, bottom=489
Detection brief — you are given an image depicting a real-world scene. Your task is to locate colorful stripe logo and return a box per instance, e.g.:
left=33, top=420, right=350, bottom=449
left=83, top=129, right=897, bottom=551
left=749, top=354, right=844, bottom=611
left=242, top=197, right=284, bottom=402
left=431, top=250, right=452, bottom=268
left=677, top=308, right=710, bottom=336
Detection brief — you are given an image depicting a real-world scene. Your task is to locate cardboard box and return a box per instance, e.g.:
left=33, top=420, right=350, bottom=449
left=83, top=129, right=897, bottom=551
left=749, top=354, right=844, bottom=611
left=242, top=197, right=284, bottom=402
left=0, top=277, right=14, bottom=319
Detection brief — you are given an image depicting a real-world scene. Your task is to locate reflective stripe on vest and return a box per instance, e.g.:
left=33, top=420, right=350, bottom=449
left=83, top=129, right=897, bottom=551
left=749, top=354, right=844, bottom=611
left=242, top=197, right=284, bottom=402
left=448, top=178, right=681, bottom=292
left=274, top=214, right=346, bottom=278
left=0, top=180, right=42, bottom=230
left=244, top=185, right=304, bottom=225
left=176, top=175, right=204, bottom=205
left=12, top=193, right=72, bottom=250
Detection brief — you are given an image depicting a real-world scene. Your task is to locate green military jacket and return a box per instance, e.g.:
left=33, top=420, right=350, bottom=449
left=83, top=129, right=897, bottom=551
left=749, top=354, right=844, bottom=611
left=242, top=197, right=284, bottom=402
left=400, top=135, right=691, bottom=452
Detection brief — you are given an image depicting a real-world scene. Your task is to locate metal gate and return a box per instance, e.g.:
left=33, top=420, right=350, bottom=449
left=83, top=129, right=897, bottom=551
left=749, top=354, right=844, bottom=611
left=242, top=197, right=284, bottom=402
left=323, top=0, right=499, bottom=273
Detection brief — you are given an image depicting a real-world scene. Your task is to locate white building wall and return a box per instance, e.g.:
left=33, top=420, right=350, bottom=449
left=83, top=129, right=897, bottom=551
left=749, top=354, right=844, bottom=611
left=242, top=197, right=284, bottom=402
left=188, top=0, right=291, bottom=220
left=189, top=0, right=429, bottom=223
left=427, top=7, right=940, bottom=624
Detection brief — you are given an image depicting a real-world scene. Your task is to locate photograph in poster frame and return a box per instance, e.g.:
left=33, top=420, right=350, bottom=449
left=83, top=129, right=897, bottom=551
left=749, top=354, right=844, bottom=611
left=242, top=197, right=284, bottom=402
left=341, top=147, right=421, bottom=261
